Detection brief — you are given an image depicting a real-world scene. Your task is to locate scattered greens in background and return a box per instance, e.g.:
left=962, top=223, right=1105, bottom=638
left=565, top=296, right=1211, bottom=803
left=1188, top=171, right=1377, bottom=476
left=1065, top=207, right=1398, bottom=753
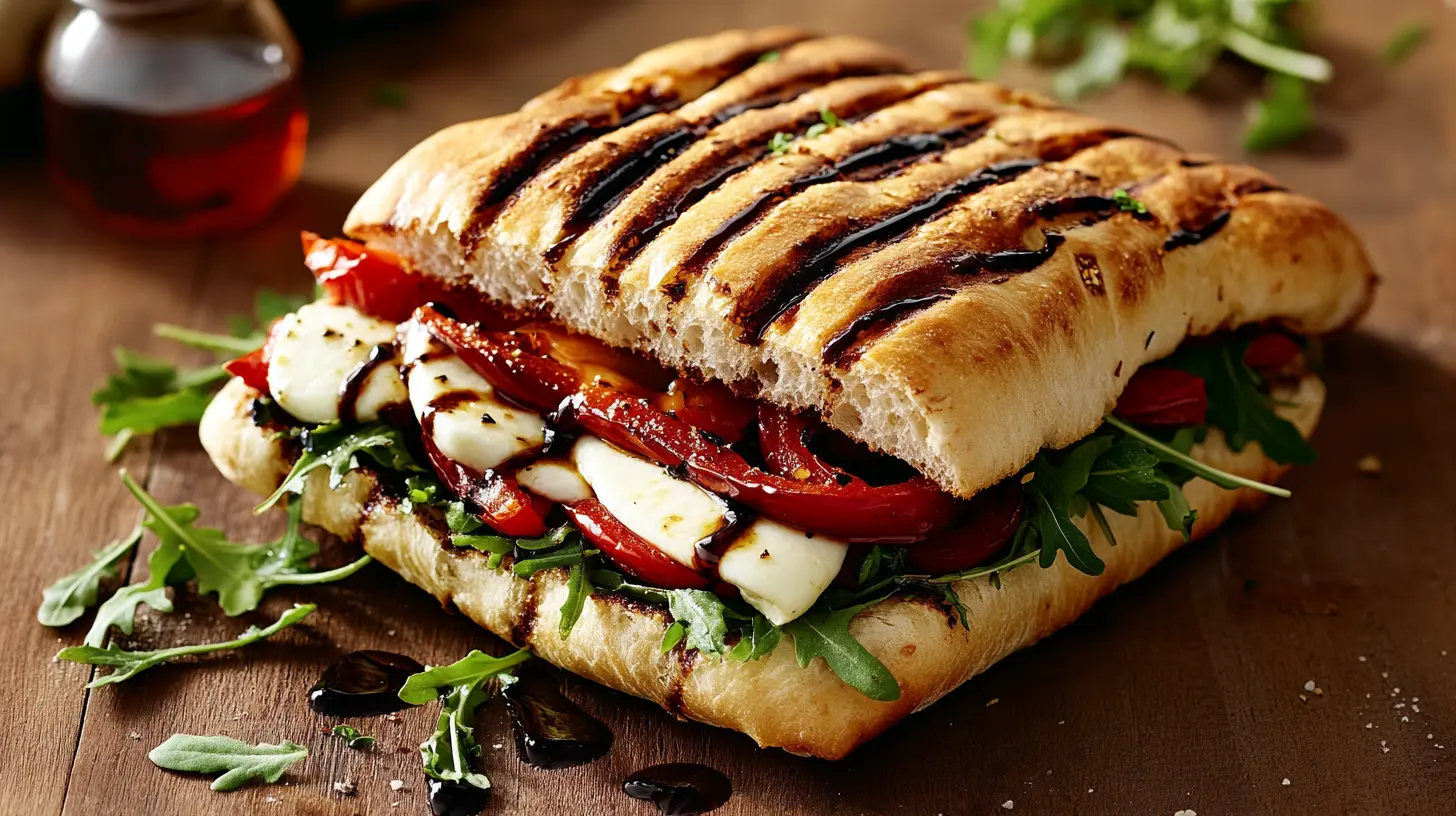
left=966, top=0, right=1431, bottom=152
left=58, top=603, right=316, bottom=687
left=37, top=526, right=143, bottom=627
left=93, top=289, right=307, bottom=460
left=399, top=649, right=533, bottom=793
left=372, top=81, right=410, bottom=108
left=148, top=734, right=308, bottom=791
left=331, top=724, right=377, bottom=749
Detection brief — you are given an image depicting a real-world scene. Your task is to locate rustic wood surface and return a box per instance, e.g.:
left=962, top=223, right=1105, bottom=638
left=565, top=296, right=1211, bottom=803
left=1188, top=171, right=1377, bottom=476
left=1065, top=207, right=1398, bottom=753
left=2, top=0, right=1453, bottom=813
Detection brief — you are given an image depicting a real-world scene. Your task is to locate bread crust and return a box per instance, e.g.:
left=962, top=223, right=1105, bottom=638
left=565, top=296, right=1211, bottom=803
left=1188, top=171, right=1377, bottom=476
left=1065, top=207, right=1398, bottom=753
left=200, top=374, right=1324, bottom=759
left=343, top=29, right=1374, bottom=500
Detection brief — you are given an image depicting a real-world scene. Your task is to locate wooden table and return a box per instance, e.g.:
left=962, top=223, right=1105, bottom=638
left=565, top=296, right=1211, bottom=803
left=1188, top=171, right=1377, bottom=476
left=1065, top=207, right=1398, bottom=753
left=4, top=0, right=1453, bottom=813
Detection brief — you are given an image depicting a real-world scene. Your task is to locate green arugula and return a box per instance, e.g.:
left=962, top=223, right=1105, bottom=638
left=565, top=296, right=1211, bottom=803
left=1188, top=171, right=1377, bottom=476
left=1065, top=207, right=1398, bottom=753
left=256, top=422, right=426, bottom=513
left=1112, top=188, right=1149, bottom=215
left=767, top=131, right=795, bottom=155
left=966, top=0, right=1334, bottom=151
left=38, top=526, right=143, bottom=627
left=1161, top=338, right=1316, bottom=465
left=93, top=290, right=307, bottom=459
left=84, top=516, right=193, bottom=647
left=330, top=724, right=376, bottom=749
left=148, top=734, right=308, bottom=792
left=58, top=603, right=315, bottom=687
left=769, top=107, right=844, bottom=155
left=121, top=472, right=372, bottom=617
left=1383, top=21, right=1430, bottom=66
left=666, top=590, right=732, bottom=657
left=783, top=600, right=900, bottom=702
left=397, top=650, right=532, bottom=793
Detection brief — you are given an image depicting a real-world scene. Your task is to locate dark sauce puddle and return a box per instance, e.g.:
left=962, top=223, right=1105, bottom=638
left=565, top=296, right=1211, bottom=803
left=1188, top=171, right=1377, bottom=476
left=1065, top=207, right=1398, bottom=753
left=427, top=778, right=490, bottom=816
left=308, top=650, right=423, bottom=717
left=623, top=763, right=732, bottom=815
left=502, top=668, right=614, bottom=769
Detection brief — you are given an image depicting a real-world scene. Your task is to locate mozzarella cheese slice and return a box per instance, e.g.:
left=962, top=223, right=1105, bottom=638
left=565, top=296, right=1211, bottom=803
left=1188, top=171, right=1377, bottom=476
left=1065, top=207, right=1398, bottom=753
left=516, top=460, right=593, bottom=504
left=570, top=435, right=727, bottom=568
left=718, top=519, right=848, bottom=626
left=266, top=302, right=406, bottom=424
left=401, top=322, right=546, bottom=473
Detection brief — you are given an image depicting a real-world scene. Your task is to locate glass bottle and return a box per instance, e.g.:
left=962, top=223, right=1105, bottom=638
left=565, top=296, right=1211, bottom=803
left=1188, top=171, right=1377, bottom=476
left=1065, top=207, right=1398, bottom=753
left=41, top=0, right=307, bottom=238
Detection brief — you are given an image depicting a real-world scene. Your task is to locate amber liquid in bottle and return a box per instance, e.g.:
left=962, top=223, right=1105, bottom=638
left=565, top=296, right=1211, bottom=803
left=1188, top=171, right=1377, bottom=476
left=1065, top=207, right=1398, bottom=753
left=44, top=49, right=307, bottom=238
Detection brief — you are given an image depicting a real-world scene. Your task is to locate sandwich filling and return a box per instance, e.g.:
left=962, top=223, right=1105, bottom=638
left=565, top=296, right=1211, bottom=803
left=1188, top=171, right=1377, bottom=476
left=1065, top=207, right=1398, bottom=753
left=227, top=233, right=1318, bottom=700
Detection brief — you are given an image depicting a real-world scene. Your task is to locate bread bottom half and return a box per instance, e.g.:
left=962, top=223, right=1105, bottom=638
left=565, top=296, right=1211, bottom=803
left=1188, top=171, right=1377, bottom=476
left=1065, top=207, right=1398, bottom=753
left=199, top=374, right=1324, bottom=759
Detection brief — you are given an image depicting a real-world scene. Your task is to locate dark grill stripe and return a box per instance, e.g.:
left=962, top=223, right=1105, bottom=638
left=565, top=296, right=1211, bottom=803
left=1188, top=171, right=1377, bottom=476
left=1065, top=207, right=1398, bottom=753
left=605, top=81, right=978, bottom=281
left=459, top=42, right=805, bottom=255
left=672, top=116, right=999, bottom=290
left=823, top=161, right=1275, bottom=366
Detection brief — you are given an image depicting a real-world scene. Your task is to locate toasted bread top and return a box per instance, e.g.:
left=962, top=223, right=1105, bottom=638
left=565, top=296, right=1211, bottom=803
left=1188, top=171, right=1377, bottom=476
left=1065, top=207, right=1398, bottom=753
left=345, top=28, right=1376, bottom=498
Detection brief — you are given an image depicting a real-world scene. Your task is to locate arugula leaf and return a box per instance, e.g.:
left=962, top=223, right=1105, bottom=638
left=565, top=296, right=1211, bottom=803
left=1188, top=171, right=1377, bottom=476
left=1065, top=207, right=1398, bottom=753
left=397, top=649, right=532, bottom=706
left=660, top=621, right=686, bottom=654
left=330, top=724, right=376, bottom=749
left=1383, top=22, right=1430, bottom=66
left=38, top=526, right=142, bottom=627
left=59, top=603, right=315, bottom=687
left=398, top=649, right=531, bottom=793
left=767, top=132, right=795, bottom=154
left=148, top=734, right=307, bottom=792
left=783, top=602, right=899, bottom=702
left=1112, top=188, right=1149, bottom=215
left=1025, top=453, right=1106, bottom=575
left=726, top=615, right=783, bottom=662
left=558, top=555, right=592, bottom=639
left=1160, top=340, right=1316, bottom=466
left=256, top=422, right=425, bottom=513
left=1243, top=73, right=1311, bottom=153
left=1053, top=22, right=1129, bottom=100
left=122, top=472, right=372, bottom=616
left=85, top=517, right=192, bottom=647
left=803, top=107, right=844, bottom=140
left=665, top=590, right=732, bottom=657
left=756, top=50, right=782, bottom=64
left=152, top=324, right=261, bottom=356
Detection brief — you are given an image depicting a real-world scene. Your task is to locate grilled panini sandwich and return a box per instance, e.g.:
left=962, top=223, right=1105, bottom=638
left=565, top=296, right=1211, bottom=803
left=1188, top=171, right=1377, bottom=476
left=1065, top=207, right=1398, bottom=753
left=201, top=28, right=1376, bottom=759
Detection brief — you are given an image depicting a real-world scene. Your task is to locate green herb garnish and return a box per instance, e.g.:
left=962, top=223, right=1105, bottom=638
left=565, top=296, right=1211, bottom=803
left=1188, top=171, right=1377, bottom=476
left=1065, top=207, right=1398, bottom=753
left=38, top=526, right=142, bottom=627
left=256, top=422, right=425, bottom=513
left=148, top=734, right=308, bottom=791
left=59, top=603, right=315, bottom=687
left=331, top=724, right=376, bottom=749
left=398, top=649, right=531, bottom=794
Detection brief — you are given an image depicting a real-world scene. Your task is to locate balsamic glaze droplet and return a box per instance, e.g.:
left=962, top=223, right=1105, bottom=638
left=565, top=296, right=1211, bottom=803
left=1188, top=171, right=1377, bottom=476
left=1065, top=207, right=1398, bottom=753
left=308, top=650, right=424, bottom=717
left=622, top=763, right=732, bottom=815
left=427, top=777, right=490, bottom=816
left=502, top=668, right=614, bottom=769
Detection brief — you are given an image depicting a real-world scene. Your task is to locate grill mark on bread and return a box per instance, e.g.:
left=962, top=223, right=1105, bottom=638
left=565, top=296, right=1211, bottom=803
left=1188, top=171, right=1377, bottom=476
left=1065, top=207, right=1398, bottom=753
left=511, top=577, right=540, bottom=646
left=735, top=128, right=1145, bottom=344
left=603, top=79, right=972, bottom=280
left=544, top=68, right=923, bottom=268
left=670, top=114, right=1006, bottom=298
left=822, top=163, right=1280, bottom=365
left=459, top=39, right=809, bottom=253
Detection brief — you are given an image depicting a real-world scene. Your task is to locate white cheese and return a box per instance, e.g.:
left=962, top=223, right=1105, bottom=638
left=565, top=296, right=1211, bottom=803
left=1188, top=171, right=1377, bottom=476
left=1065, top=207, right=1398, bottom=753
left=265, top=302, right=405, bottom=424
left=516, top=460, right=593, bottom=504
left=717, top=519, right=848, bottom=626
left=570, top=435, right=726, bottom=568
left=400, top=323, right=545, bottom=473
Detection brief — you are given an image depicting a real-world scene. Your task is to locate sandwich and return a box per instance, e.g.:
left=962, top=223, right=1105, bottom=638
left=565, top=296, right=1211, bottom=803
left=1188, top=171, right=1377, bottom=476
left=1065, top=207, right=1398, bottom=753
left=199, top=27, right=1376, bottom=759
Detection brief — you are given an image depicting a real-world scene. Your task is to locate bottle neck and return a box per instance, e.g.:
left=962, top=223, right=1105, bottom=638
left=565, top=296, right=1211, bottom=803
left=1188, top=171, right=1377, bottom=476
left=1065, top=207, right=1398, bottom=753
left=74, top=0, right=223, bottom=18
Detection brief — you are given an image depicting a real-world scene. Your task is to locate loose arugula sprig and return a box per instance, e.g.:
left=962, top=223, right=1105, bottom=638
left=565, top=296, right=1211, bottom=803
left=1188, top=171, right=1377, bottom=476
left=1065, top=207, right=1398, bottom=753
left=38, top=526, right=143, bottom=627
left=58, top=603, right=316, bottom=687
left=767, top=106, right=844, bottom=154
left=94, top=289, right=307, bottom=459
left=330, top=724, right=376, bottom=749
left=966, top=0, right=1335, bottom=151
left=398, top=650, right=532, bottom=794
left=148, top=734, right=308, bottom=792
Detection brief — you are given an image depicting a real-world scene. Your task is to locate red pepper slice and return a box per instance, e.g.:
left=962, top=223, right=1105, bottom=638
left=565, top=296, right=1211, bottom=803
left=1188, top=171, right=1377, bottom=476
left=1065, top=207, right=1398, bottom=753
left=1244, top=332, right=1302, bottom=370
left=660, top=378, right=757, bottom=445
left=757, top=405, right=846, bottom=485
left=1115, top=367, right=1208, bottom=426
left=416, top=306, right=961, bottom=542
left=563, top=499, right=711, bottom=590
left=906, top=481, right=1024, bottom=574
left=222, top=318, right=282, bottom=393
left=302, top=232, right=507, bottom=326
left=422, top=435, right=549, bottom=538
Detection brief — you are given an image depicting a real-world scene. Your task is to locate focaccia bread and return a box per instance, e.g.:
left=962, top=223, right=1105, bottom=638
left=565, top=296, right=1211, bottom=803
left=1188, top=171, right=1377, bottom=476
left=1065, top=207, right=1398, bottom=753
left=202, top=374, right=1321, bottom=759
left=344, top=27, right=1374, bottom=498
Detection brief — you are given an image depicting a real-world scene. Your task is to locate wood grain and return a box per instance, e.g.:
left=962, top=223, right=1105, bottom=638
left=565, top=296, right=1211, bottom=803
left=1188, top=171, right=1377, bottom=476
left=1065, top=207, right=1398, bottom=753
left=2, top=0, right=1453, bottom=813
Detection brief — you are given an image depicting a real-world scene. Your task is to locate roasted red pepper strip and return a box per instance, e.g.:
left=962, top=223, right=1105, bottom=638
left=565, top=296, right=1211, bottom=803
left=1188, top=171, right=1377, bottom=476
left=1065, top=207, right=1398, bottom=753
left=421, top=435, right=549, bottom=538
left=302, top=232, right=507, bottom=326
left=224, top=347, right=270, bottom=393
left=906, top=481, right=1024, bottom=574
left=1114, top=367, right=1208, bottom=426
left=660, top=378, right=757, bottom=445
left=417, top=306, right=961, bottom=542
left=563, top=499, right=711, bottom=590
left=757, top=405, right=845, bottom=485
left=1244, top=332, right=1302, bottom=370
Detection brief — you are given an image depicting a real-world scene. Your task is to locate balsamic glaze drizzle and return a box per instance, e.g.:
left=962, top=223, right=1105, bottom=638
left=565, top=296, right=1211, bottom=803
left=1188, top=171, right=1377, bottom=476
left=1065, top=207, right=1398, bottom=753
left=622, top=763, right=733, bottom=816
left=501, top=668, right=614, bottom=769
left=1164, top=209, right=1232, bottom=250
left=337, top=343, right=396, bottom=425
left=308, top=650, right=424, bottom=718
